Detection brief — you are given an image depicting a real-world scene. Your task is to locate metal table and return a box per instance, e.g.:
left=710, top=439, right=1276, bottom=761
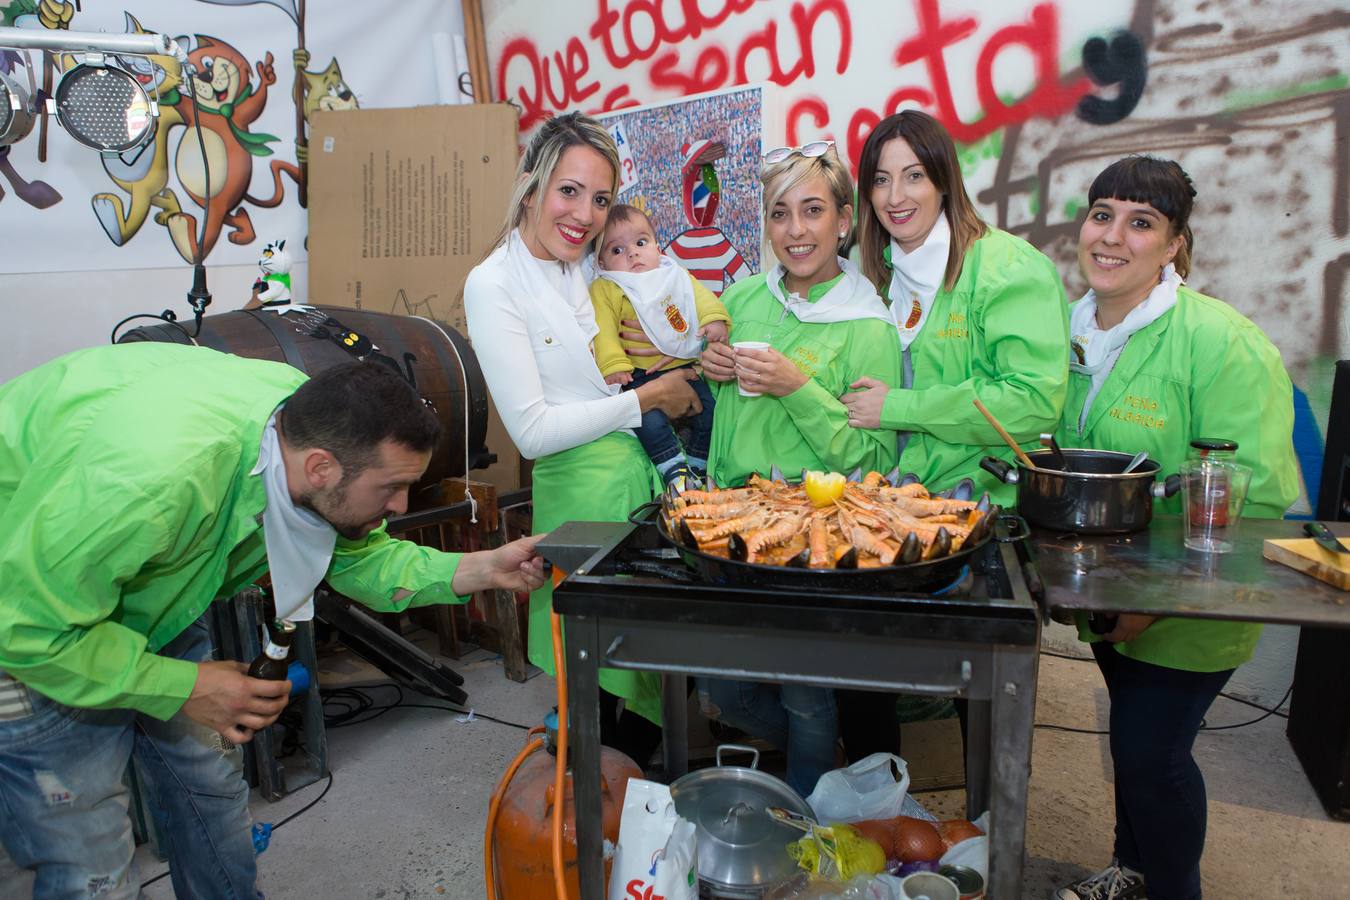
left=1033, top=517, right=1350, bottom=626
left=545, top=520, right=1042, bottom=900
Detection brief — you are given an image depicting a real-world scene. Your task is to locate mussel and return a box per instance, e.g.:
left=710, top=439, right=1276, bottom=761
left=898, top=532, right=923, bottom=564
left=923, top=527, right=953, bottom=560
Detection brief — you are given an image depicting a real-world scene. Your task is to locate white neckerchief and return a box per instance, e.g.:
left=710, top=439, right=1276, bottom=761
left=764, top=257, right=891, bottom=324
left=888, top=212, right=951, bottom=350
left=505, top=229, right=617, bottom=397
left=252, top=411, right=338, bottom=622
left=599, top=256, right=703, bottom=358
left=1070, top=263, right=1183, bottom=431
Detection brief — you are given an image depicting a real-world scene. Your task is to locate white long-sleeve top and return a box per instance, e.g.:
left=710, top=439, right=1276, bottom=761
left=464, top=238, right=642, bottom=460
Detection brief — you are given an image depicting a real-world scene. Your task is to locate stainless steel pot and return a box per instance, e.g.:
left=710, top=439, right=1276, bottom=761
left=668, top=745, right=813, bottom=899
left=980, top=448, right=1181, bottom=534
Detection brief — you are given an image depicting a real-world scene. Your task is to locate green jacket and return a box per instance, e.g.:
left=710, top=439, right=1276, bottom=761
left=879, top=228, right=1070, bottom=502
left=1056, top=286, right=1299, bottom=671
left=0, top=344, right=468, bottom=719
left=708, top=272, right=903, bottom=487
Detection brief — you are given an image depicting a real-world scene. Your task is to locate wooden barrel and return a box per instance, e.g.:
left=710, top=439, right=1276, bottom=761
left=118, top=306, right=491, bottom=498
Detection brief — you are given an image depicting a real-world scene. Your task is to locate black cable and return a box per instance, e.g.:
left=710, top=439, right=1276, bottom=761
left=109, top=311, right=196, bottom=345
left=1200, top=683, right=1294, bottom=731
left=139, top=771, right=335, bottom=888
left=1039, top=647, right=1292, bottom=719
left=184, top=83, right=211, bottom=336
left=321, top=682, right=531, bottom=732
left=1036, top=723, right=1111, bottom=735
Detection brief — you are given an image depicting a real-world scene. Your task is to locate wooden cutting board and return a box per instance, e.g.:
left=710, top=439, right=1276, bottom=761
left=1263, top=538, right=1350, bottom=591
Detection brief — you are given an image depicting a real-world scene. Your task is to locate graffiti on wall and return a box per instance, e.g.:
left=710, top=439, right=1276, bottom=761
left=486, top=0, right=1350, bottom=470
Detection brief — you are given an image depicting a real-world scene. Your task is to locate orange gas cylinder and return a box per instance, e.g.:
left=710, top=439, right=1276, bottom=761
left=491, top=742, right=641, bottom=899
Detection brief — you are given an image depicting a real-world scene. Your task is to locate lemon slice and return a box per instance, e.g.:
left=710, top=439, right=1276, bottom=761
left=803, top=470, right=846, bottom=507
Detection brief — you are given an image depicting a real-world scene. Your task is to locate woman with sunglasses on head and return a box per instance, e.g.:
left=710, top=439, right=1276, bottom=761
left=464, top=112, right=702, bottom=766
left=695, top=141, right=904, bottom=796
left=836, top=110, right=1071, bottom=763
left=1052, top=156, right=1297, bottom=900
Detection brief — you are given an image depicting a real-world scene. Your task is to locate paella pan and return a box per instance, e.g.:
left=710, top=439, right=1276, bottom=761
left=650, top=467, right=1000, bottom=592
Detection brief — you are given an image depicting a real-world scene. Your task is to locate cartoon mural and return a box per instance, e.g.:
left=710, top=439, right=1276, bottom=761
left=0, top=0, right=458, bottom=275
left=487, top=0, right=1350, bottom=504
left=87, top=13, right=187, bottom=247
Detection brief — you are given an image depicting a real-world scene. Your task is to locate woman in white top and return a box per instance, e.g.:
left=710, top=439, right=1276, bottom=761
left=463, top=112, right=701, bottom=762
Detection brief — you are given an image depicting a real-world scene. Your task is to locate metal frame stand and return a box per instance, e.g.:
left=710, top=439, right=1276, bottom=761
left=555, top=534, right=1040, bottom=900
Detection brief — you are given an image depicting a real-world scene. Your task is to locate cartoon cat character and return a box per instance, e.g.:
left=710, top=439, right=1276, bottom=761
left=244, top=239, right=292, bottom=309
left=296, top=49, right=358, bottom=124
left=164, top=35, right=300, bottom=263
left=87, top=13, right=189, bottom=246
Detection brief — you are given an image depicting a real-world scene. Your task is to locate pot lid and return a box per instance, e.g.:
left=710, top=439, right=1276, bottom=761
left=670, top=746, right=813, bottom=891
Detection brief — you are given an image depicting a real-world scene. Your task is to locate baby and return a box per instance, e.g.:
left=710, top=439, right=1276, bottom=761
left=591, top=204, right=730, bottom=484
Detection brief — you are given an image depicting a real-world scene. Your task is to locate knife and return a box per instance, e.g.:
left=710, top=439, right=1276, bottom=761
left=1303, top=521, right=1350, bottom=555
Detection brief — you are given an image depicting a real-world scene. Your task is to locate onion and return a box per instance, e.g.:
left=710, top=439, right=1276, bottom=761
left=937, top=818, right=985, bottom=850
left=893, top=816, right=945, bottom=863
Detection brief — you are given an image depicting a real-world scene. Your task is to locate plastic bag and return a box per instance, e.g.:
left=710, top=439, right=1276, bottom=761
left=607, top=779, right=698, bottom=900
left=937, top=811, right=989, bottom=884
left=806, top=753, right=910, bottom=823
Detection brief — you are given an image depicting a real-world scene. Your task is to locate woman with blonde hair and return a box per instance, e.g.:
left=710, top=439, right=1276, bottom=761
left=696, top=142, right=904, bottom=794
left=837, top=109, right=1070, bottom=763
left=464, top=112, right=701, bottom=763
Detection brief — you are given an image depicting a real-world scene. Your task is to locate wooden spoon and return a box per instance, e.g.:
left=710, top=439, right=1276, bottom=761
left=972, top=399, right=1038, bottom=470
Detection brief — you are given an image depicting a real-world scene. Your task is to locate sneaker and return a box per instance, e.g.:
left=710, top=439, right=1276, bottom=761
left=1055, top=863, right=1147, bottom=900
left=663, top=464, right=694, bottom=491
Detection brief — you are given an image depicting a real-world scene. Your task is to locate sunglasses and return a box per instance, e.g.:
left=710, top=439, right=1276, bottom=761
left=761, top=140, right=835, bottom=165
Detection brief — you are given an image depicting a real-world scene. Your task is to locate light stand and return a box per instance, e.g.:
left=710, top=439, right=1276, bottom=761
left=0, top=26, right=212, bottom=340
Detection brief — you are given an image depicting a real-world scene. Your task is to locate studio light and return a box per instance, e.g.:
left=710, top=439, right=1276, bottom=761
left=0, top=64, right=37, bottom=148
left=51, top=55, right=156, bottom=154
left=0, top=26, right=183, bottom=154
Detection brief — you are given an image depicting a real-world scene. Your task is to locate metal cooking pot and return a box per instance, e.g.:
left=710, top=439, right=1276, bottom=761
left=980, top=448, right=1182, bottom=534
left=669, top=745, right=813, bottom=899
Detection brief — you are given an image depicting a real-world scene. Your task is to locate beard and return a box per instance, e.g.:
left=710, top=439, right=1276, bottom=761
left=301, top=483, right=377, bottom=540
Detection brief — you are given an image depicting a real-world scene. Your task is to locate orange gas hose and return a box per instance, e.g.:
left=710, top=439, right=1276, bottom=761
left=483, top=727, right=546, bottom=900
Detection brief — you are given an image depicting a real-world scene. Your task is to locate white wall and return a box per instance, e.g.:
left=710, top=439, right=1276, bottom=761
left=5, top=262, right=308, bottom=384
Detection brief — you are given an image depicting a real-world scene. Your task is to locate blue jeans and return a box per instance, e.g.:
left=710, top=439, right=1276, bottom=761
left=625, top=364, right=716, bottom=470
left=1093, top=642, right=1233, bottom=900
left=0, top=615, right=257, bottom=900
left=697, top=678, right=837, bottom=797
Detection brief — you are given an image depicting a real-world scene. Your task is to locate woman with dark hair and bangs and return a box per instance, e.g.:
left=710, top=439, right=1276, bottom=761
left=836, top=110, right=1071, bottom=764
left=1052, top=156, right=1297, bottom=900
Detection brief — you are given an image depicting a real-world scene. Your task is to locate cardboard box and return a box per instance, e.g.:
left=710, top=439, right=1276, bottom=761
left=308, top=104, right=526, bottom=491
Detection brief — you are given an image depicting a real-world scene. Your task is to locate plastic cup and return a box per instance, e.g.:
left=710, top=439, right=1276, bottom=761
left=732, top=340, right=771, bottom=397
left=1180, top=458, right=1252, bottom=553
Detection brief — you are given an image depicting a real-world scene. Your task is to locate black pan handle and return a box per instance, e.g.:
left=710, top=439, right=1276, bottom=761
left=627, top=499, right=661, bottom=525
left=1152, top=473, right=1182, bottom=499
left=1089, top=614, right=1119, bottom=635
left=980, top=456, right=1018, bottom=484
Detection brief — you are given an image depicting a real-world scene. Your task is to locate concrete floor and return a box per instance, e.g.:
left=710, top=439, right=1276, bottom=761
left=3, top=639, right=1346, bottom=899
